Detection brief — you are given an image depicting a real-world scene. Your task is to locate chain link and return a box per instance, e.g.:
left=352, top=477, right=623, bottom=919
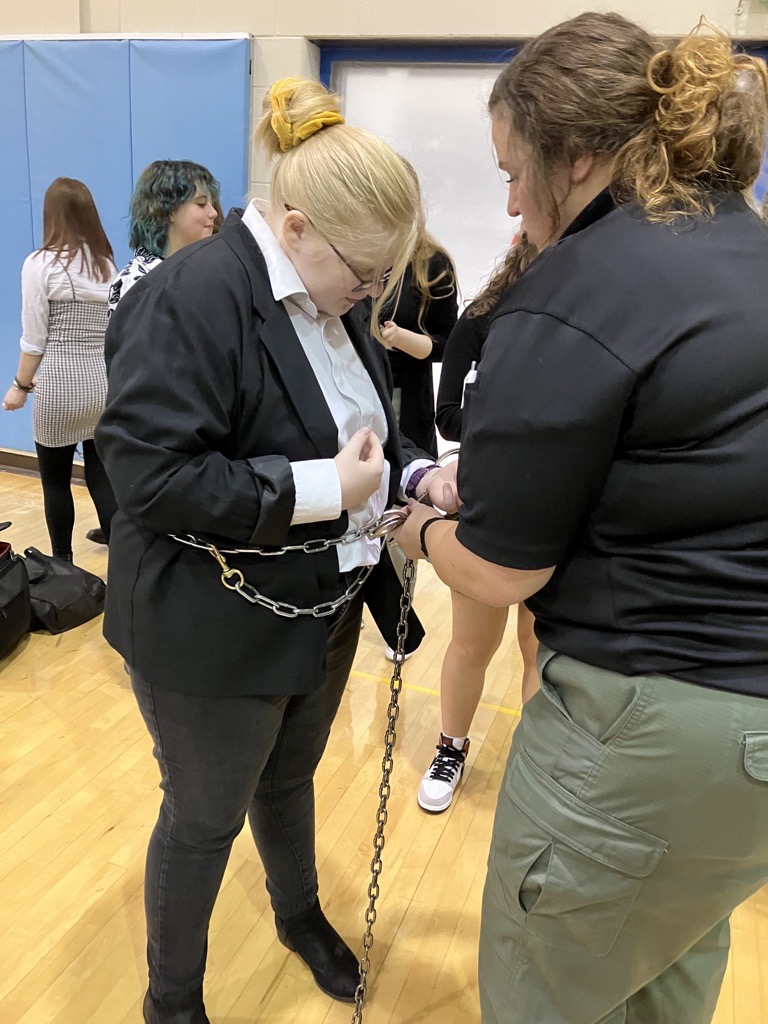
left=169, top=508, right=407, bottom=559
left=351, top=554, right=415, bottom=1023
left=168, top=509, right=410, bottom=619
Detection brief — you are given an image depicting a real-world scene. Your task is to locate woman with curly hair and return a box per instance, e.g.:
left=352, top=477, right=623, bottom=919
left=394, top=14, right=768, bottom=1022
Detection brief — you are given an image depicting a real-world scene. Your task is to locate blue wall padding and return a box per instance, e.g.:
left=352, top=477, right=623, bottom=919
left=0, top=41, right=35, bottom=452
left=129, top=39, right=251, bottom=218
left=24, top=40, right=133, bottom=267
left=1, top=37, right=250, bottom=455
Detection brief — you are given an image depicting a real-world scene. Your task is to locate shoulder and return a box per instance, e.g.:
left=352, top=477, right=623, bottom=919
left=22, top=249, right=54, bottom=273
left=429, top=250, right=455, bottom=275
left=145, top=232, right=254, bottom=302
left=113, top=233, right=258, bottom=332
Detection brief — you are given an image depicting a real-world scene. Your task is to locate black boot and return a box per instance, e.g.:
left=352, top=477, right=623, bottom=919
left=142, top=987, right=210, bottom=1024
left=86, top=527, right=108, bottom=545
left=275, top=901, right=360, bottom=1003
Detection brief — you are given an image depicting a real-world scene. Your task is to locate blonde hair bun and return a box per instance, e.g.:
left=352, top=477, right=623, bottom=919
left=256, top=77, right=345, bottom=156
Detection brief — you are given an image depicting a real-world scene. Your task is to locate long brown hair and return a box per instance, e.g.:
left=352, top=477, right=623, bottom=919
left=468, top=232, right=538, bottom=318
left=489, top=13, right=768, bottom=233
left=39, top=178, right=115, bottom=283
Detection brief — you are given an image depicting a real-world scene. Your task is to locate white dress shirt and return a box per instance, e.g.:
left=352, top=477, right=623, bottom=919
left=20, top=248, right=114, bottom=355
left=241, top=200, right=430, bottom=570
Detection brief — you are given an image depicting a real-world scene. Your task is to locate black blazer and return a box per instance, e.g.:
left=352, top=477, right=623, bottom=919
left=96, top=211, right=426, bottom=696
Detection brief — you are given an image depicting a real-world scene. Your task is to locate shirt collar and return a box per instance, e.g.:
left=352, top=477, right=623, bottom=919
left=559, top=188, right=615, bottom=243
left=241, top=199, right=320, bottom=319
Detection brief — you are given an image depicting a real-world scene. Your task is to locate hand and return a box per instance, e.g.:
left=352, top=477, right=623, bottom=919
left=379, top=320, right=400, bottom=350
left=2, top=386, right=27, bottom=412
left=417, top=460, right=460, bottom=514
left=391, top=499, right=446, bottom=561
left=334, top=427, right=385, bottom=510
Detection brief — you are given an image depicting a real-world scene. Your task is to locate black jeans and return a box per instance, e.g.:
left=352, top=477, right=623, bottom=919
left=35, top=439, right=118, bottom=557
left=130, top=590, right=364, bottom=1003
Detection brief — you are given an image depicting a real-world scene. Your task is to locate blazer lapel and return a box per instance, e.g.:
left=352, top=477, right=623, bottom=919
left=220, top=212, right=339, bottom=459
left=259, top=307, right=340, bottom=459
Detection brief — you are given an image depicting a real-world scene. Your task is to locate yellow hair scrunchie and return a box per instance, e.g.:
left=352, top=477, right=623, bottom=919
left=269, top=77, right=345, bottom=153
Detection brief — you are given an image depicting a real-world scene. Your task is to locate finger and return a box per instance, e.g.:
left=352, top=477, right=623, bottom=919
left=359, top=432, right=384, bottom=467
left=344, top=427, right=372, bottom=458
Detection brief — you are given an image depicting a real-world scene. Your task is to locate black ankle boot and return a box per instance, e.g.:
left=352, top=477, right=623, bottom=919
left=275, top=901, right=360, bottom=1003
left=142, top=987, right=210, bottom=1024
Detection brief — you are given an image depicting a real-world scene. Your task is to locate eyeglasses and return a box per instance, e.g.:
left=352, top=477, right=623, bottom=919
left=284, top=204, right=390, bottom=294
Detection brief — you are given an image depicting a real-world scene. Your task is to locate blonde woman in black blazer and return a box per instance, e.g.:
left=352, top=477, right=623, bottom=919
left=97, top=78, right=457, bottom=1024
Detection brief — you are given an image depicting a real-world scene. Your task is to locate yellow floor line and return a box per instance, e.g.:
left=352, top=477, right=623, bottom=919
left=350, top=669, right=522, bottom=718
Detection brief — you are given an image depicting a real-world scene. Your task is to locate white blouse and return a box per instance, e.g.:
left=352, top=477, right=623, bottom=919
left=242, top=200, right=431, bottom=570
left=20, top=248, right=114, bottom=356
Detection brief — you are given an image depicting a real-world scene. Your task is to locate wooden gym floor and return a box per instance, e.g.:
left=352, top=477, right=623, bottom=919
left=0, top=467, right=766, bottom=1023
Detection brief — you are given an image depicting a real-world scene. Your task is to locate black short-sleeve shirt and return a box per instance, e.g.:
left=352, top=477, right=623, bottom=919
left=457, top=191, right=768, bottom=695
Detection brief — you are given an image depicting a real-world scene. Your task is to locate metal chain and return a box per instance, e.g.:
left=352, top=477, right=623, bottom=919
left=169, top=508, right=406, bottom=558
left=197, top=542, right=374, bottom=618
left=351, top=553, right=416, bottom=1023
left=167, top=510, right=410, bottom=619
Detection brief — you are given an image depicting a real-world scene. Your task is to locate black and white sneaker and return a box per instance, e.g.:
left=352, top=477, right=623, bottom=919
left=417, top=733, right=470, bottom=813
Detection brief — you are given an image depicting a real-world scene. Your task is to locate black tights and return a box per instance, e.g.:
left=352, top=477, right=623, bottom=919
left=35, top=440, right=118, bottom=559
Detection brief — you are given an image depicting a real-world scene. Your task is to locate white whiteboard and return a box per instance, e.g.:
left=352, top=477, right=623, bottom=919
left=334, top=62, right=519, bottom=306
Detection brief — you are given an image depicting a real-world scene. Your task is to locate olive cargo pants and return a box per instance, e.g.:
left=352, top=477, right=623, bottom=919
left=480, top=649, right=768, bottom=1024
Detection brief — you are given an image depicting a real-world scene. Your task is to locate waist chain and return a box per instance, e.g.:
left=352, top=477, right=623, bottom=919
left=168, top=507, right=409, bottom=619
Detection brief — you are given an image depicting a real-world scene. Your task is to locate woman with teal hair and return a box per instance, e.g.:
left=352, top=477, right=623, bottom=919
left=108, top=159, right=221, bottom=315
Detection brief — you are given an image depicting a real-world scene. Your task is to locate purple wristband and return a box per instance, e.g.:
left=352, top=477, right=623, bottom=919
left=405, top=464, right=437, bottom=500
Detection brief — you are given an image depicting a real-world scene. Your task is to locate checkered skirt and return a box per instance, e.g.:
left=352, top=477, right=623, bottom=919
left=33, top=300, right=109, bottom=448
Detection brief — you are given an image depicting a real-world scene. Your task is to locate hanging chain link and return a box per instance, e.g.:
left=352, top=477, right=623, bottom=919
left=351, top=553, right=415, bottom=1023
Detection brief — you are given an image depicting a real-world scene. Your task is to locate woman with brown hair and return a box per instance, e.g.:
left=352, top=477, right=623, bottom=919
left=394, top=14, right=768, bottom=1022
left=417, top=233, right=540, bottom=813
left=2, top=178, right=117, bottom=560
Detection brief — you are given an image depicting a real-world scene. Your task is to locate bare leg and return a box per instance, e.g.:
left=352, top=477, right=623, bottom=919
left=516, top=603, right=540, bottom=704
left=440, top=590, right=509, bottom=737
left=419, top=591, right=509, bottom=811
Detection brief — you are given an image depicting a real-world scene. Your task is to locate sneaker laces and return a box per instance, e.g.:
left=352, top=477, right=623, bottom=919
left=427, top=742, right=467, bottom=783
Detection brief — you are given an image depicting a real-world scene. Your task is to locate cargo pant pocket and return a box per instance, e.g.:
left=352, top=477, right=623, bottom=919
left=490, top=748, right=667, bottom=957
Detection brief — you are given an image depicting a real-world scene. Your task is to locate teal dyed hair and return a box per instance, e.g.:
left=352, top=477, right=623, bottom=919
left=128, top=159, right=222, bottom=257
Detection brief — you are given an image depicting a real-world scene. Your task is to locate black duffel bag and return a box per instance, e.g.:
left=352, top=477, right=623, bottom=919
left=24, top=547, right=106, bottom=634
left=0, top=522, right=32, bottom=659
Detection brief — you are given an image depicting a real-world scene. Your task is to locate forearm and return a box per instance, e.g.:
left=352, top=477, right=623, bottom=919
left=392, top=327, right=433, bottom=360
left=425, top=519, right=554, bottom=607
left=15, top=353, right=43, bottom=386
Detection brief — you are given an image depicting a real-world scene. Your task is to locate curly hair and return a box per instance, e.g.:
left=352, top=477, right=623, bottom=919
left=489, top=13, right=768, bottom=231
left=128, top=160, right=221, bottom=256
left=468, top=232, right=538, bottom=318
